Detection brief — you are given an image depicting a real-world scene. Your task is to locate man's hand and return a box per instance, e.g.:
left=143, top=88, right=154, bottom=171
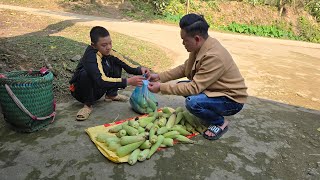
left=148, top=82, right=161, bottom=93
left=149, top=73, right=160, bottom=82
left=140, top=67, right=150, bottom=79
left=127, top=76, right=145, bottom=86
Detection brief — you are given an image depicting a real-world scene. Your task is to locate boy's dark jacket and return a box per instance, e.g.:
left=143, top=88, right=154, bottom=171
left=70, top=45, right=142, bottom=89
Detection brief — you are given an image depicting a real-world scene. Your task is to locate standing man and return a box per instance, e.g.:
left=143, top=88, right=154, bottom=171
left=148, top=14, right=247, bottom=140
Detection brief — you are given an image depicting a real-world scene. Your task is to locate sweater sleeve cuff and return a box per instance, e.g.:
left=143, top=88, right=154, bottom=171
left=159, top=83, right=169, bottom=94
left=159, top=72, right=168, bottom=83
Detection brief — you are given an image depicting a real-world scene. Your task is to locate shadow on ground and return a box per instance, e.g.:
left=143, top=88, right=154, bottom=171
left=0, top=90, right=319, bottom=180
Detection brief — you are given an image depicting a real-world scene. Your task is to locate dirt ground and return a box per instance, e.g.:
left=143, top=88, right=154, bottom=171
left=0, top=4, right=320, bottom=180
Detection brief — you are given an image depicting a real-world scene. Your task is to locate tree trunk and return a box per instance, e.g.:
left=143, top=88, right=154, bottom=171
left=186, top=0, right=190, bottom=14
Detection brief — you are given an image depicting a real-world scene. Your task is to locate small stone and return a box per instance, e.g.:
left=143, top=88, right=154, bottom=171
left=312, top=98, right=319, bottom=102
left=282, top=154, right=288, bottom=159
left=317, top=162, right=320, bottom=168
left=307, top=168, right=319, bottom=176
left=296, top=92, right=308, bottom=98
left=17, top=54, right=27, bottom=59
left=70, top=55, right=82, bottom=62
left=51, top=57, right=57, bottom=61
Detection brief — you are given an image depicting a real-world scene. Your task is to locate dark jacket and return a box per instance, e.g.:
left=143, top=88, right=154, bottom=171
left=70, top=45, right=142, bottom=89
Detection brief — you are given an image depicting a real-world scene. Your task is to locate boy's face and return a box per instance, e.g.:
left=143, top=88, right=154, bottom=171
left=93, top=36, right=112, bottom=56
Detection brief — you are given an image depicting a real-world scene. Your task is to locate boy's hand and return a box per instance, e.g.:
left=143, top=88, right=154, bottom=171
left=140, top=67, right=150, bottom=79
left=148, top=82, right=160, bottom=93
left=149, top=73, right=160, bottom=82
left=127, top=76, right=145, bottom=87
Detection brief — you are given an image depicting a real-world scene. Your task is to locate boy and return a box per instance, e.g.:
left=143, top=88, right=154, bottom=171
left=70, top=26, right=150, bottom=120
left=148, top=14, right=247, bottom=140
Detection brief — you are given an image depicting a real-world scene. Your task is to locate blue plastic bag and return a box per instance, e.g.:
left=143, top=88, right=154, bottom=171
left=130, top=80, right=158, bottom=114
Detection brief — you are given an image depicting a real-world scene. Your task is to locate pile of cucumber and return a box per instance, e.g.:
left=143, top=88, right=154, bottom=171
left=96, top=107, right=207, bottom=165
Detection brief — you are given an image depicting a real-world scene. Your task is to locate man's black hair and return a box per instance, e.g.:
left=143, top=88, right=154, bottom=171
left=179, top=13, right=209, bottom=38
left=90, top=26, right=110, bottom=44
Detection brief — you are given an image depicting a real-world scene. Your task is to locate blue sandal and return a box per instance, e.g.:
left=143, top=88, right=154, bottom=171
left=203, top=125, right=229, bottom=140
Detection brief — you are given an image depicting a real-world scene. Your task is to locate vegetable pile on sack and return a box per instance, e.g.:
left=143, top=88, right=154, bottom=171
left=130, top=80, right=158, bottom=114
left=95, top=107, right=207, bottom=165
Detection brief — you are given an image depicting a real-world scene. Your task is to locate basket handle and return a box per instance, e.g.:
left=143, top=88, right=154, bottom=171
left=4, top=84, right=56, bottom=122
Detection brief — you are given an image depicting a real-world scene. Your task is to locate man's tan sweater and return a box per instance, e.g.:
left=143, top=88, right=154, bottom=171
left=159, top=37, right=248, bottom=104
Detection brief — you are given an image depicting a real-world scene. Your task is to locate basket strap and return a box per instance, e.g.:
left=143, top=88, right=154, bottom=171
left=5, top=84, right=56, bottom=121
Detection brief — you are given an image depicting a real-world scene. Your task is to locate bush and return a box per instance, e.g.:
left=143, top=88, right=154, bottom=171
left=297, top=16, right=320, bottom=43
left=222, top=22, right=298, bottom=40
left=306, top=0, right=320, bottom=22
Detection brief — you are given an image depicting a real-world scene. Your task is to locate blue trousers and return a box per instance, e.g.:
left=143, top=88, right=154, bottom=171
left=185, top=93, right=244, bottom=126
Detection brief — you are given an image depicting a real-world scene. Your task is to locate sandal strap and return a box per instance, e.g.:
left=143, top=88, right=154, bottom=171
left=77, top=107, right=92, bottom=116
left=208, top=125, right=222, bottom=135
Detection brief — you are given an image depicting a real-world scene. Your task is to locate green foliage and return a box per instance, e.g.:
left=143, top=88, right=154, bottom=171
left=163, top=13, right=184, bottom=22
left=222, top=22, right=298, bottom=40
left=163, top=0, right=186, bottom=15
left=243, top=0, right=265, bottom=6
left=297, top=16, right=320, bottom=43
left=306, top=0, right=320, bottom=22
left=125, top=1, right=157, bottom=20
left=152, top=0, right=169, bottom=15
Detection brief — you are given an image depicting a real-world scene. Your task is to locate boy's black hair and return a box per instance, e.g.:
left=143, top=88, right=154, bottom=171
left=179, top=14, right=209, bottom=38
left=90, top=26, right=110, bottom=44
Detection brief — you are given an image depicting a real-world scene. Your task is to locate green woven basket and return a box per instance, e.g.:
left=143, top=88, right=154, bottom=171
left=0, top=71, right=56, bottom=132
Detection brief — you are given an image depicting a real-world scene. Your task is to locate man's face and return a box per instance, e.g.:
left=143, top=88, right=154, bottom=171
left=93, top=36, right=112, bottom=56
left=180, top=29, right=198, bottom=52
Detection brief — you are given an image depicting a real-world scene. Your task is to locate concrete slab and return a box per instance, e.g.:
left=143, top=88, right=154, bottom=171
left=1, top=90, right=320, bottom=179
